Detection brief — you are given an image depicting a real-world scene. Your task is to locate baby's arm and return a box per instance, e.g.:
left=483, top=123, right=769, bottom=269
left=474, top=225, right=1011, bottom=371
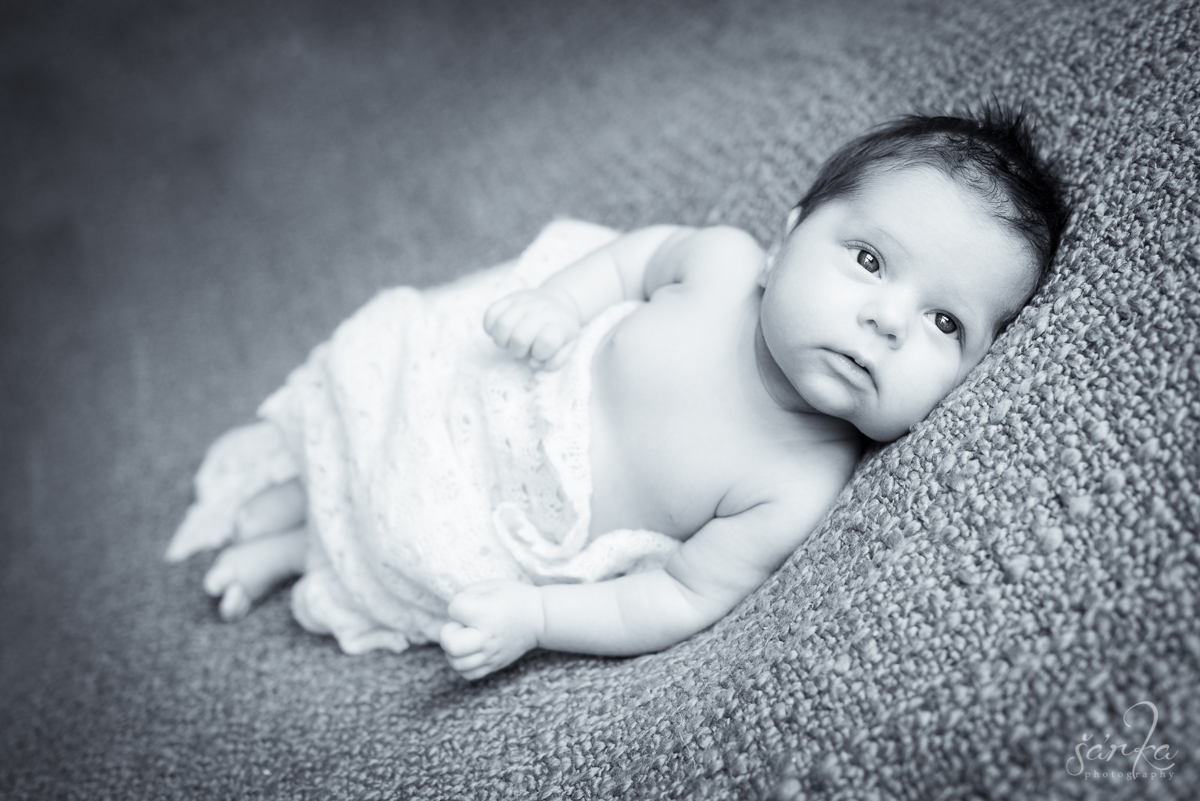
left=440, top=492, right=828, bottom=679
left=484, top=225, right=695, bottom=368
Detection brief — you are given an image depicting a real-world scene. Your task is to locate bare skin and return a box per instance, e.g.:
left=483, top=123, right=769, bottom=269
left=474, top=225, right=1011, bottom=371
left=203, top=479, right=308, bottom=620
left=206, top=166, right=1035, bottom=680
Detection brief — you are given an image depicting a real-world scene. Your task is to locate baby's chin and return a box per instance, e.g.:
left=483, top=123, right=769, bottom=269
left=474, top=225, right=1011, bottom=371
left=819, top=386, right=939, bottom=442
left=849, top=406, right=937, bottom=442
left=793, top=379, right=909, bottom=441
left=820, top=397, right=920, bottom=442
left=847, top=396, right=937, bottom=440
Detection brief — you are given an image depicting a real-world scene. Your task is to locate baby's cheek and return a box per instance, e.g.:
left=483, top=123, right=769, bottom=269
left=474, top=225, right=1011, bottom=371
left=876, top=373, right=954, bottom=437
left=913, top=370, right=962, bottom=422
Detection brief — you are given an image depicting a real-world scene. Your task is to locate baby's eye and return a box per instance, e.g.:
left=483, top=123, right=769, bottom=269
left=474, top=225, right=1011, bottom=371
left=934, top=312, right=958, bottom=335
left=856, top=249, right=879, bottom=273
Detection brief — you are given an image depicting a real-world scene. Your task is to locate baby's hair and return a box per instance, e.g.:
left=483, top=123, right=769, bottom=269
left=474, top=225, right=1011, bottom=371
left=794, top=102, right=1071, bottom=328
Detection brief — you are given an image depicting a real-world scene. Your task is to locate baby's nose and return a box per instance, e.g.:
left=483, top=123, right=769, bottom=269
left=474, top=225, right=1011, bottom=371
left=860, top=300, right=907, bottom=345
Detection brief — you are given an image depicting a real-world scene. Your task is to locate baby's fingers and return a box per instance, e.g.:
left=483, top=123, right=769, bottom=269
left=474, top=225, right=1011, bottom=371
left=439, top=621, right=486, bottom=657
left=529, top=325, right=568, bottom=362
left=483, top=296, right=516, bottom=335
left=505, top=315, right=547, bottom=360
left=439, top=622, right=499, bottom=679
left=447, top=650, right=497, bottom=680
left=530, top=340, right=576, bottom=372
left=484, top=301, right=524, bottom=350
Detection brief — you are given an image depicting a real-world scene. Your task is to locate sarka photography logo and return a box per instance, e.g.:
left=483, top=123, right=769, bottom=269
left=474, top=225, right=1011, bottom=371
left=1065, top=701, right=1177, bottom=782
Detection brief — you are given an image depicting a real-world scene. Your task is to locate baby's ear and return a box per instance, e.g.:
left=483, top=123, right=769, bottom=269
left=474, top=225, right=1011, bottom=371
left=785, top=205, right=803, bottom=234
left=759, top=243, right=779, bottom=287
left=760, top=205, right=804, bottom=287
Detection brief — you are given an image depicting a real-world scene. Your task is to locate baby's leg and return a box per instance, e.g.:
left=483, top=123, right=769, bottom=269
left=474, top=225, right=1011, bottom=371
left=204, top=529, right=308, bottom=620
left=205, top=479, right=309, bottom=621
left=236, top=478, right=306, bottom=540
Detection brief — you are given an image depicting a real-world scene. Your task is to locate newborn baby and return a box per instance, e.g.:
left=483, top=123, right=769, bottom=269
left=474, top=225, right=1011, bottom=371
left=169, top=106, right=1068, bottom=680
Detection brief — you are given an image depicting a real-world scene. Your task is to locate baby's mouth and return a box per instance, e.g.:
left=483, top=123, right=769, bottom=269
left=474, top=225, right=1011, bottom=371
left=832, top=349, right=875, bottom=387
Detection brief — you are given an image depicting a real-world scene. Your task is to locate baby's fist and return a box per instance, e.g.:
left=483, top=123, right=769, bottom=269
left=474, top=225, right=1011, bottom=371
left=440, top=580, right=544, bottom=680
left=483, top=288, right=582, bottom=370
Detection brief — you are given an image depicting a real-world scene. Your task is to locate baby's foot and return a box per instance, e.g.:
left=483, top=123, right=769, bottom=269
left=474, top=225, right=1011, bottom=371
left=204, top=529, right=308, bottom=621
left=236, top=478, right=307, bottom=540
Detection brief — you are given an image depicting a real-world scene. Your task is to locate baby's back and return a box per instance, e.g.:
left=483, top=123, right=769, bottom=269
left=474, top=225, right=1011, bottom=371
left=587, top=227, right=861, bottom=541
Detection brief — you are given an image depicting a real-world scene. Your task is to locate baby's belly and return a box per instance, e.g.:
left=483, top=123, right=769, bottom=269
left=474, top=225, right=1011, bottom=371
left=586, top=300, right=746, bottom=539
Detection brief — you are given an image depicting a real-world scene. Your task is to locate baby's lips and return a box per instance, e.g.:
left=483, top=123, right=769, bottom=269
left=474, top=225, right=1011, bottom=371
left=842, top=349, right=873, bottom=373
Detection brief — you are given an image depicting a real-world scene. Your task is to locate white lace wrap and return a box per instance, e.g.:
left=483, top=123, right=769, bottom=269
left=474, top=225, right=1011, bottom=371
left=169, top=219, right=680, bottom=654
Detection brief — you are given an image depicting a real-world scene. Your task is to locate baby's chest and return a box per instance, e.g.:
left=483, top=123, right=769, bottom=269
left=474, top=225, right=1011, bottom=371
left=586, top=307, right=768, bottom=537
left=588, top=397, right=742, bottom=538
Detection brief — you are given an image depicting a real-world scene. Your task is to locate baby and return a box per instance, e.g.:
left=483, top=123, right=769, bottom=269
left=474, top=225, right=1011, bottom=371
left=169, top=105, right=1068, bottom=680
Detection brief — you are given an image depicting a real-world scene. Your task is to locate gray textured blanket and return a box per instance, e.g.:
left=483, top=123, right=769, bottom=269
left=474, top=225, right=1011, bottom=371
left=1, top=0, right=1196, bottom=798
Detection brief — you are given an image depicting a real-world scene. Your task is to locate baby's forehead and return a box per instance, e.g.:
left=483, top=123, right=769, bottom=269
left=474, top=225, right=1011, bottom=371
left=858, top=162, right=1004, bottom=217
left=848, top=166, right=1031, bottom=256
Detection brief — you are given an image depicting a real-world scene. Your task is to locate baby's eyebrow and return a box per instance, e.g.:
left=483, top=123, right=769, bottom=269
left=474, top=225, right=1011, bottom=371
left=857, top=222, right=911, bottom=261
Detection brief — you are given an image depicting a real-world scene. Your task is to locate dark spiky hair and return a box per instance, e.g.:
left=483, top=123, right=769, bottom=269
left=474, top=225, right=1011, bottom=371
left=793, top=103, right=1071, bottom=327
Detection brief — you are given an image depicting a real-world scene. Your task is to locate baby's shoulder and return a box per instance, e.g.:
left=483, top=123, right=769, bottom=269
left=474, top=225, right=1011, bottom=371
left=669, top=226, right=765, bottom=290
left=686, top=224, right=763, bottom=253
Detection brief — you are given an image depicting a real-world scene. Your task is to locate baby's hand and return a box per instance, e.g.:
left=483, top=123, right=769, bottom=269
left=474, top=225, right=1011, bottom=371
left=440, top=580, right=545, bottom=680
left=483, top=287, right=582, bottom=371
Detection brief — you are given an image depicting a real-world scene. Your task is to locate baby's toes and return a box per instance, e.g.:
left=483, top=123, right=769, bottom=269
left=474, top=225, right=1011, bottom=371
left=218, top=584, right=252, bottom=621
left=203, top=555, right=252, bottom=622
left=203, top=555, right=237, bottom=597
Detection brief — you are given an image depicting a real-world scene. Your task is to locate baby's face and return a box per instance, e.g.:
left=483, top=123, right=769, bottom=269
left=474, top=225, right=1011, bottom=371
left=759, top=165, right=1036, bottom=441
